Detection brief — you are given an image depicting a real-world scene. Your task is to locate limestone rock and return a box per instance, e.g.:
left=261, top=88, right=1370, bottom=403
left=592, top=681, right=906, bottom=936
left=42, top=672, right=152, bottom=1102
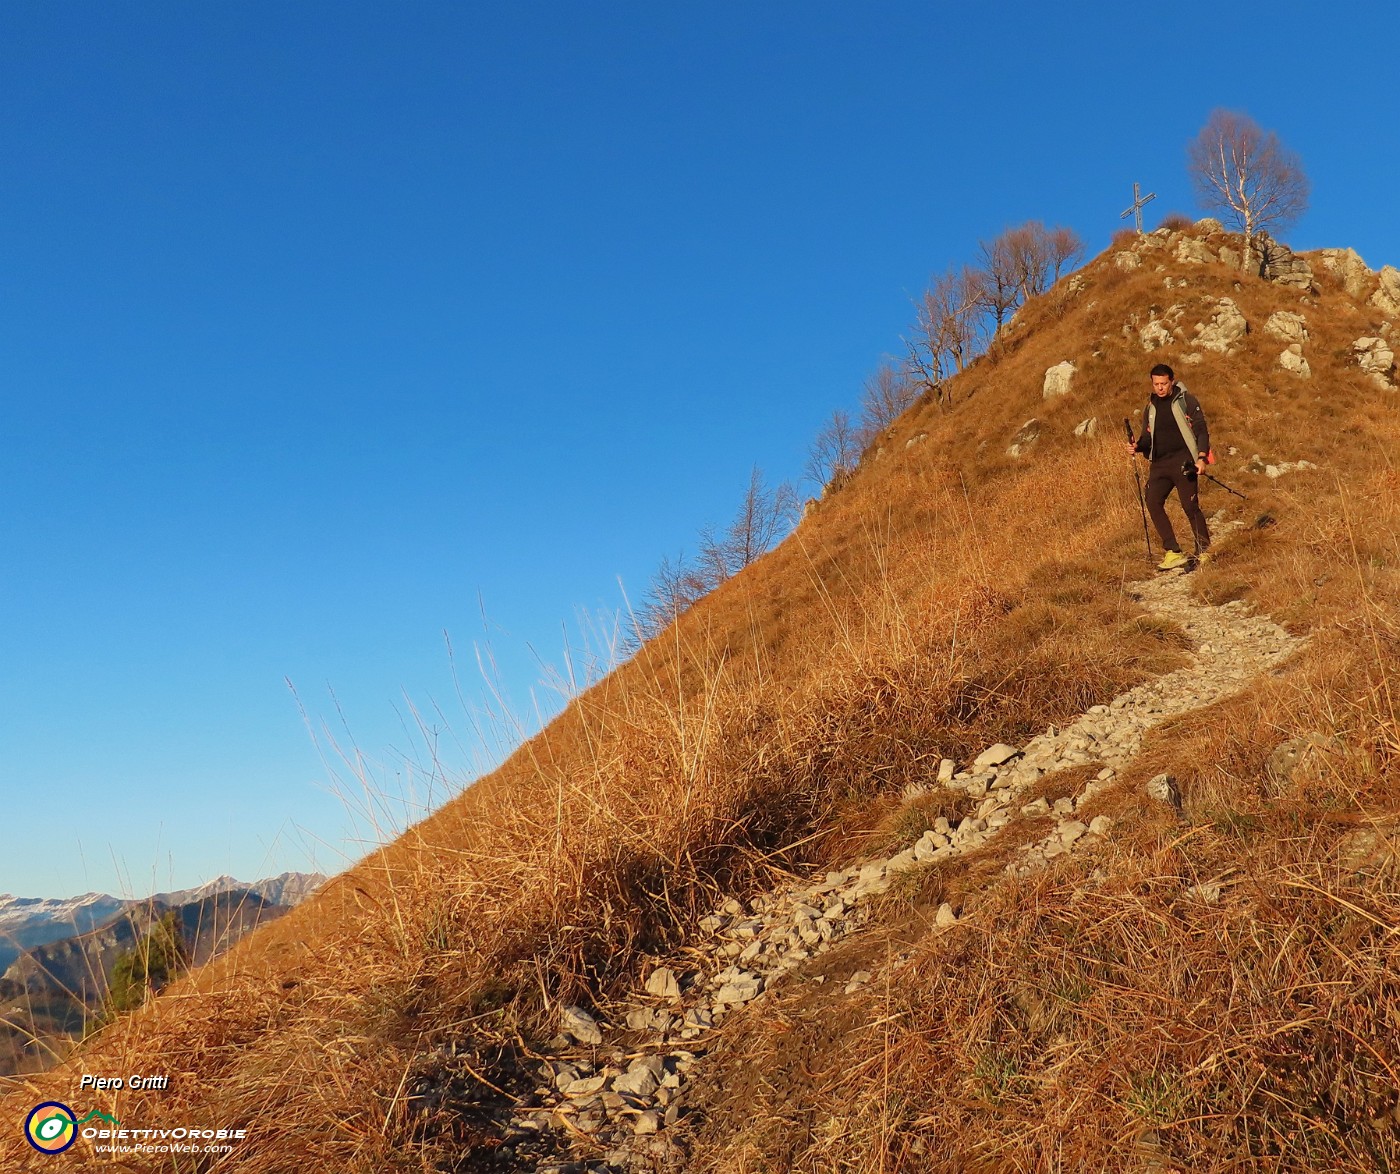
left=974, top=743, right=1020, bottom=768
left=1317, top=247, right=1373, bottom=298
left=1258, top=235, right=1314, bottom=288
left=1192, top=297, right=1248, bottom=353
left=645, top=967, right=681, bottom=1001
left=1114, top=250, right=1141, bottom=271
left=1353, top=336, right=1396, bottom=387
left=1043, top=360, right=1076, bottom=399
left=1139, top=318, right=1174, bottom=351
left=1074, top=417, right=1098, bottom=438
left=1007, top=419, right=1041, bottom=458
left=560, top=1005, right=604, bottom=1045
left=1218, top=245, right=1241, bottom=268
left=1195, top=217, right=1224, bottom=233
left=1146, top=773, right=1182, bottom=813
left=1175, top=235, right=1216, bottom=264
left=1373, top=266, right=1400, bottom=317
left=1264, top=311, right=1308, bottom=344
left=1279, top=344, right=1311, bottom=378
left=935, top=903, right=958, bottom=927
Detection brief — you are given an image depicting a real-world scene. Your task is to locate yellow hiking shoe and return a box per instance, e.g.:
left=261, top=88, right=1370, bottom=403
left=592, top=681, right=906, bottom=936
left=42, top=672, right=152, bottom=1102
left=1157, top=550, right=1189, bottom=571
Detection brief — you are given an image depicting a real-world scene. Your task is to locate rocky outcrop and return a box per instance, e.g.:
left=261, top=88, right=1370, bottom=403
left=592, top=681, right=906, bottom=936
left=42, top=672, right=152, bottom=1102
left=1192, top=297, right=1249, bottom=354
left=1043, top=361, right=1076, bottom=399
left=1317, top=247, right=1373, bottom=298
left=1140, top=318, right=1175, bottom=350
left=1175, top=235, right=1217, bottom=265
left=1006, top=419, right=1041, bottom=457
left=1354, top=336, right=1396, bottom=388
left=1373, top=266, right=1400, bottom=317
left=1258, top=234, right=1314, bottom=289
left=1264, top=311, right=1308, bottom=345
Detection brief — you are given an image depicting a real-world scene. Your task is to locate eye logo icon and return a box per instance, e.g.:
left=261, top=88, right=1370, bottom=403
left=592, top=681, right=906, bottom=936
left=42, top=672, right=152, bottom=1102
left=23, top=1104, right=119, bottom=1154
left=24, top=1102, right=78, bottom=1153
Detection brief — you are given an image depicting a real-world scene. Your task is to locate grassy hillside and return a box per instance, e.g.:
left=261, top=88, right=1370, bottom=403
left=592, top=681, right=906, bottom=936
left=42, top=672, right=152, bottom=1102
left=4, top=225, right=1397, bottom=1172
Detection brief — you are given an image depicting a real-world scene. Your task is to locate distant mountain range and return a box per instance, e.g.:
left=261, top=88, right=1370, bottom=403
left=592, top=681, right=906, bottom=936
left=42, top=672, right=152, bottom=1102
left=0, top=872, right=324, bottom=973
left=0, top=872, right=324, bottom=1077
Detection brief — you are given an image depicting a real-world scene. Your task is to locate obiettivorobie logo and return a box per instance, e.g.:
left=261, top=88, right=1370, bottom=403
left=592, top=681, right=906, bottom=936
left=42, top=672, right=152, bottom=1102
left=24, top=1103, right=120, bottom=1154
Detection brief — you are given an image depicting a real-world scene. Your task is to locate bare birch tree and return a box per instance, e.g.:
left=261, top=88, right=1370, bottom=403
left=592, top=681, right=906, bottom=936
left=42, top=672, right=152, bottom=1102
left=1187, top=109, right=1309, bottom=274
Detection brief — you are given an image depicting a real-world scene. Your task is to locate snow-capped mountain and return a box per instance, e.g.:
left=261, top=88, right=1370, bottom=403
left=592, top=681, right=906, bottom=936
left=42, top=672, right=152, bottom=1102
left=0, top=873, right=324, bottom=973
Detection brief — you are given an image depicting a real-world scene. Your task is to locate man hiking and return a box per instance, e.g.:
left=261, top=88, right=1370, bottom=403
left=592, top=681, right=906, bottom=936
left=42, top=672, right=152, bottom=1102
left=1125, top=363, right=1212, bottom=570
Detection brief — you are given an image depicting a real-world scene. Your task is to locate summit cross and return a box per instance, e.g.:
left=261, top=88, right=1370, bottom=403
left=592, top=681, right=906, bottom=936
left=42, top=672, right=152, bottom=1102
left=1120, top=182, right=1156, bottom=235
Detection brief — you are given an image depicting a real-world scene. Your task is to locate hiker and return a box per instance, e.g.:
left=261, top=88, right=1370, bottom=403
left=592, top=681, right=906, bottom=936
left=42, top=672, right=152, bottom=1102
left=1125, top=363, right=1211, bottom=570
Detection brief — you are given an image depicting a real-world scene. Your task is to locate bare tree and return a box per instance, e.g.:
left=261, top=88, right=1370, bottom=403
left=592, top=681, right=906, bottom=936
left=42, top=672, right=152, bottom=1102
left=634, top=550, right=711, bottom=640
left=975, top=231, right=1021, bottom=333
left=1187, top=108, right=1309, bottom=274
left=858, top=360, right=918, bottom=438
left=906, top=267, right=984, bottom=401
left=1046, top=225, right=1085, bottom=283
left=701, top=466, right=799, bottom=578
left=1000, top=221, right=1086, bottom=303
left=805, top=408, right=862, bottom=489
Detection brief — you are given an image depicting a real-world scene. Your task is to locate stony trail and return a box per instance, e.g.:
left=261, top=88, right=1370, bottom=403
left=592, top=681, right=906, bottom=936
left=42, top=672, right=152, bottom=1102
left=452, top=517, right=1304, bottom=1173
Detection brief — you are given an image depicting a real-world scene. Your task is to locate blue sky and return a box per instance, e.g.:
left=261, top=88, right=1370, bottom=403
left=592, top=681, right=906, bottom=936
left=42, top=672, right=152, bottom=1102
left=3, top=2, right=1397, bottom=899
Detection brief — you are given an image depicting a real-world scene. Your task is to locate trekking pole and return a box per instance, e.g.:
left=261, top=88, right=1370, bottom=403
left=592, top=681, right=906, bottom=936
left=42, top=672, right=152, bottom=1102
left=1123, top=418, right=1153, bottom=564
left=1200, top=469, right=1248, bottom=499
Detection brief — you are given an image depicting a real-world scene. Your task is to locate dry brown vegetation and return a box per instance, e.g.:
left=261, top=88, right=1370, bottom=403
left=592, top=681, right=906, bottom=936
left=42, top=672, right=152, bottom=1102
left=4, top=225, right=1398, bottom=1172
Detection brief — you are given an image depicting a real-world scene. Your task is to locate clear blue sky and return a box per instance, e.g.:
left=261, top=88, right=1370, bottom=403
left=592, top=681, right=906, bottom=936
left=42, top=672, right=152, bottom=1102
left=3, top=2, right=1396, bottom=899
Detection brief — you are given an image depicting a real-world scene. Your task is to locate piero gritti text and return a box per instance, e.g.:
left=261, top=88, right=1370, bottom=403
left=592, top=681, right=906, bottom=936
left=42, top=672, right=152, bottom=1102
left=80, top=1073, right=171, bottom=1091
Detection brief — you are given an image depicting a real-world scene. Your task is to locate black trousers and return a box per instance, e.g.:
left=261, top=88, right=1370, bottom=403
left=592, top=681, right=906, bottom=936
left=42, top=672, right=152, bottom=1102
left=1145, top=457, right=1210, bottom=554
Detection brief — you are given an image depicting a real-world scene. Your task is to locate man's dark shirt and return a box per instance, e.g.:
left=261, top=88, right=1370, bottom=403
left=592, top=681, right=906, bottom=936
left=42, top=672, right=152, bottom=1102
left=1148, top=398, right=1188, bottom=461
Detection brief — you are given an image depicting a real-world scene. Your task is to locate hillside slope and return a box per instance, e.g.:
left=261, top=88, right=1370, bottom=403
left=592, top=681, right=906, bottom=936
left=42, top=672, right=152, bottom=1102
left=3, top=225, right=1397, bottom=1173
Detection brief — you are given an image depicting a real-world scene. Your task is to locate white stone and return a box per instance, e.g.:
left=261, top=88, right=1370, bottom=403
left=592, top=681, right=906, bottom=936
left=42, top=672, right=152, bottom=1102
left=645, top=967, right=681, bottom=1001
left=1192, top=298, right=1249, bottom=353
left=937, top=758, right=955, bottom=783
left=1372, top=266, right=1400, bottom=317
left=1264, top=311, right=1308, bottom=344
left=935, top=903, right=958, bottom=927
left=1043, top=361, right=1077, bottom=399
left=1318, top=247, right=1373, bottom=298
left=1139, top=319, right=1174, bottom=351
left=974, top=743, right=1020, bottom=768
left=1074, top=417, right=1098, bottom=438
left=1354, top=336, right=1395, bottom=385
left=1279, top=345, right=1311, bottom=378
left=1175, top=236, right=1216, bottom=264
left=1114, top=251, right=1141, bottom=271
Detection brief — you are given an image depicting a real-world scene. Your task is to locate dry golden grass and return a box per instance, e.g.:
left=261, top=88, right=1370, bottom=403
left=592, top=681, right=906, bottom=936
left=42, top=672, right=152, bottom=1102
left=3, top=225, right=1398, bottom=1172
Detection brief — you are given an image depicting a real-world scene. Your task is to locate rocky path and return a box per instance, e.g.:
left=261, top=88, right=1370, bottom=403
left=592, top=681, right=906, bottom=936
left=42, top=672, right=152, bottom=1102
left=464, top=519, right=1303, bottom=1173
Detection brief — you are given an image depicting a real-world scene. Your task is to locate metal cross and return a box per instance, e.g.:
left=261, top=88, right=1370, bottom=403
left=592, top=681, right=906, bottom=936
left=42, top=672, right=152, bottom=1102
left=1120, top=182, right=1156, bottom=234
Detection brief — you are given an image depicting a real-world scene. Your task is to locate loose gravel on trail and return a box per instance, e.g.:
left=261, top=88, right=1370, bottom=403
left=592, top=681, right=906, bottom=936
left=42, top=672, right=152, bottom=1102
left=434, top=516, right=1303, bottom=1173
